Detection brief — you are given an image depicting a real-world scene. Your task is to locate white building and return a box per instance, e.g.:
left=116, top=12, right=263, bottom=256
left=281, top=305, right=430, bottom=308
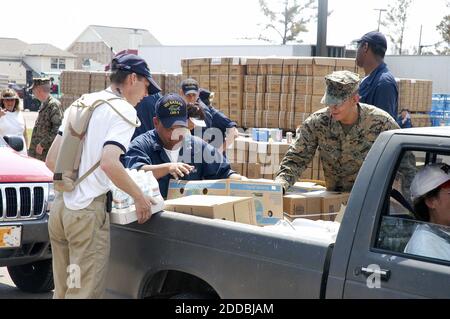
left=0, top=38, right=76, bottom=85
left=67, top=25, right=161, bottom=70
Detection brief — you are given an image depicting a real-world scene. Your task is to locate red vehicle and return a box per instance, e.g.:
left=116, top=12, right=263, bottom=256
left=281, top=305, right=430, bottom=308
left=0, top=136, right=54, bottom=293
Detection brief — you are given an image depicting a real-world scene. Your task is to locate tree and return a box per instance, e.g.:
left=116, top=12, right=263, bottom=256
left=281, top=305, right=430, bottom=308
left=381, top=0, right=413, bottom=55
left=255, top=0, right=317, bottom=45
left=435, top=1, right=450, bottom=54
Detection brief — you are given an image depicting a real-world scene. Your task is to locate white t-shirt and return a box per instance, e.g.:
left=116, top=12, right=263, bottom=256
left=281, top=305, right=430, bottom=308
left=60, top=88, right=137, bottom=210
left=404, top=224, right=450, bottom=262
left=0, top=111, right=27, bottom=155
left=163, top=147, right=180, bottom=163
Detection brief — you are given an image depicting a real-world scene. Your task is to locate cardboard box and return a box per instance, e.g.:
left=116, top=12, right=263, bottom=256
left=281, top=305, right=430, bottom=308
left=261, top=58, right=284, bottom=75
left=229, top=65, right=246, bottom=76
left=167, top=179, right=229, bottom=199
left=219, top=75, right=229, bottom=92
left=283, top=193, right=322, bottom=215
left=282, top=58, right=299, bottom=75
left=281, top=76, right=296, bottom=94
left=229, top=91, right=243, bottom=109
left=321, top=192, right=350, bottom=214
left=294, top=95, right=312, bottom=113
left=297, top=58, right=314, bottom=76
left=280, top=94, right=294, bottom=112
left=313, top=76, right=326, bottom=95
left=164, top=195, right=256, bottom=225
left=241, top=108, right=255, bottom=128
left=228, top=179, right=283, bottom=225
left=335, top=58, right=356, bottom=72
left=245, top=76, right=257, bottom=93
left=295, top=76, right=314, bottom=95
left=264, top=93, right=280, bottom=111
left=244, top=57, right=261, bottom=75
left=312, top=57, right=336, bottom=77
left=243, top=93, right=256, bottom=109
left=209, top=75, right=220, bottom=92
left=266, top=76, right=282, bottom=93
left=229, top=75, right=244, bottom=92
left=199, top=75, right=210, bottom=90
left=255, top=109, right=265, bottom=127
left=220, top=92, right=229, bottom=110
left=257, top=76, right=266, bottom=92
left=255, top=93, right=265, bottom=109
left=246, top=163, right=262, bottom=179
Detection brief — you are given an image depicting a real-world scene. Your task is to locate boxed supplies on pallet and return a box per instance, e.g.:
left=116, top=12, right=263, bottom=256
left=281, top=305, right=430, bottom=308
left=164, top=195, right=256, bottom=225
left=167, top=179, right=229, bottom=200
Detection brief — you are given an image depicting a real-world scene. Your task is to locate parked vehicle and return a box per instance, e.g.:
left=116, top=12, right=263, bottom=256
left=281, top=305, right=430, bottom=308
left=0, top=135, right=54, bottom=293
left=105, top=127, right=450, bottom=299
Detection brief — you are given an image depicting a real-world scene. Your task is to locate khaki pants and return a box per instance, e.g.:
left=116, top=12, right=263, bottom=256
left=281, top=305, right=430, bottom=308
left=48, top=193, right=110, bottom=299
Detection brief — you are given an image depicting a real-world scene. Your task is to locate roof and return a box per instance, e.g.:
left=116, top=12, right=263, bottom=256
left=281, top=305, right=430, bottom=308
left=72, top=25, right=161, bottom=53
left=22, top=43, right=77, bottom=58
left=0, top=38, right=29, bottom=57
left=391, top=127, right=450, bottom=138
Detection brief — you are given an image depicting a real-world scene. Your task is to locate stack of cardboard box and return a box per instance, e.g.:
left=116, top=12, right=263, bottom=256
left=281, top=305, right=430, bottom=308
left=181, top=57, right=246, bottom=123
left=397, top=78, right=433, bottom=127
left=166, top=179, right=283, bottom=226
left=181, top=56, right=361, bottom=130
left=283, top=189, right=350, bottom=222
left=227, top=136, right=324, bottom=181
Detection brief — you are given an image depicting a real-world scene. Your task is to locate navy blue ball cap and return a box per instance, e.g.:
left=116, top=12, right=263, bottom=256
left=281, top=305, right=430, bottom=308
left=155, top=93, right=188, bottom=128
left=356, top=31, right=387, bottom=51
left=111, top=53, right=162, bottom=95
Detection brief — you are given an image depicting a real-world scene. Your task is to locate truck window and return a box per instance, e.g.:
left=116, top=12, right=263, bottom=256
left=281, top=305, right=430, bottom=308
left=375, top=151, right=450, bottom=264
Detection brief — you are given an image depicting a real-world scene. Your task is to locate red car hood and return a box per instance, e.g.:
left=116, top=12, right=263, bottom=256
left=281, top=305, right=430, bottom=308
left=0, top=147, right=53, bottom=183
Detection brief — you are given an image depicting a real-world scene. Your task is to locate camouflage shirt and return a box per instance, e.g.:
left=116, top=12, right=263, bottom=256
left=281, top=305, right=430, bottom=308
left=275, top=103, right=400, bottom=192
left=29, top=95, right=63, bottom=161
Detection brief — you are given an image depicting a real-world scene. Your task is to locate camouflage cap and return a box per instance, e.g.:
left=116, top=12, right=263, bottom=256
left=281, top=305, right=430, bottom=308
left=321, top=70, right=360, bottom=106
left=29, top=77, right=51, bottom=90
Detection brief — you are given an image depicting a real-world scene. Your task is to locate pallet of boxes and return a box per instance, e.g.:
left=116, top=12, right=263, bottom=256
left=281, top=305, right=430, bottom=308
left=397, top=78, right=433, bottom=127
left=163, top=56, right=362, bottom=228
left=181, top=56, right=364, bottom=131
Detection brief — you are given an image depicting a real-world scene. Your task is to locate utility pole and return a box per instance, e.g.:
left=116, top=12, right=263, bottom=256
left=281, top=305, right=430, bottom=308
left=374, top=8, right=387, bottom=31
left=418, top=25, right=423, bottom=55
left=316, top=0, right=328, bottom=57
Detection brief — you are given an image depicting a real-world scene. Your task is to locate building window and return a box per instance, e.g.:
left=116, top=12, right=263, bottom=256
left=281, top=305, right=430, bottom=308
left=51, top=58, right=58, bottom=69
left=50, top=58, right=66, bottom=70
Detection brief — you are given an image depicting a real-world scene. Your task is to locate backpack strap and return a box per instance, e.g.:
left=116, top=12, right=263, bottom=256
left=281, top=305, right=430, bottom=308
left=71, top=97, right=140, bottom=187
left=91, top=98, right=141, bottom=128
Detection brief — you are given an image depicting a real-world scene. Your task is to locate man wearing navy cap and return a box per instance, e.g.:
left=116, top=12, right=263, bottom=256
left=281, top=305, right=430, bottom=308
left=356, top=31, right=399, bottom=118
left=45, top=53, right=158, bottom=299
left=180, top=78, right=239, bottom=153
left=122, top=93, right=244, bottom=199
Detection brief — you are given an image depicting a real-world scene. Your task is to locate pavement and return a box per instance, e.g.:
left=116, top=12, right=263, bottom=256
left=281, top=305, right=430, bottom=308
left=0, top=267, right=52, bottom=299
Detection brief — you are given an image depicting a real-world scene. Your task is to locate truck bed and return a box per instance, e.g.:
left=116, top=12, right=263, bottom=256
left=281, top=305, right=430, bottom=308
left=107, top=211, right=334, bottom=299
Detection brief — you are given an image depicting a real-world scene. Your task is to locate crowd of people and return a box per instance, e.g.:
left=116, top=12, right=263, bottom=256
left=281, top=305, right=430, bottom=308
left=1, top=30, right=447, bottom=300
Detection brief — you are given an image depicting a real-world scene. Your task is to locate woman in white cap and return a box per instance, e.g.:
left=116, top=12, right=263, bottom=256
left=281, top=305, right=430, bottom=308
left=0, top=88, right=28, bottom=155
left=404, top=164, right=450, bottom=260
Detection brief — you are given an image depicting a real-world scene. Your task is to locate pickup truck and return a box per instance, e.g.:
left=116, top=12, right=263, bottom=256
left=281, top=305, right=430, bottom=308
left=105, top=127, right=450, bottom=299
left=0, top=135, right=55, bottom=293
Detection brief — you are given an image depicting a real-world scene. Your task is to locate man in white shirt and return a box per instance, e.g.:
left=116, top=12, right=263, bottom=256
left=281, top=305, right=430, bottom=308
left=45, top=53, right=161, bottom=299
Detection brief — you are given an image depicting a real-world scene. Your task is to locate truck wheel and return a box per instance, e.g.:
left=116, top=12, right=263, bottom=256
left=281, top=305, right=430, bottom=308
left=7, top=259, right=54, bottom=293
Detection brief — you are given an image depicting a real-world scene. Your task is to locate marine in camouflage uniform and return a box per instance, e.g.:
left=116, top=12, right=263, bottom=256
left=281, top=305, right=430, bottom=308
left=276, top=70, right=402, bottom=193
left=28, top=78, right=63, bottom=161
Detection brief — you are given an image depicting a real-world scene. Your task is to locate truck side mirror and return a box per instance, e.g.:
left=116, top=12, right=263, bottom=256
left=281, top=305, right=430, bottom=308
left=3, top=135, right=24, bottom=153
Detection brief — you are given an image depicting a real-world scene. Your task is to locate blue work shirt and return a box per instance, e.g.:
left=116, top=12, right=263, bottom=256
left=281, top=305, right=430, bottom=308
left=195, top=100, right=237, bottom=148
left=132, top=93, right=162, bottom=140
left=359, top=63, right=398, bottom=118
left=396, top=116, right=413, bottom=128
left=122, top=129, right=235, bottom=199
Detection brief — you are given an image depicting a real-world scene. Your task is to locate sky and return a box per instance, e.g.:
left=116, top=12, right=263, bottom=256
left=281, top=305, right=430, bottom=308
left=1, top=0, right=448, bottom=54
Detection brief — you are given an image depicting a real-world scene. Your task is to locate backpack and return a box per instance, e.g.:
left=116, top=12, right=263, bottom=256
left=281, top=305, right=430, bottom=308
left=53, top=94, right=140, bottom=192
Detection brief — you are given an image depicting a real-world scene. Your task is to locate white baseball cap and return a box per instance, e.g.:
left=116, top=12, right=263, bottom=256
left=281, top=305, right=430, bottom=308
left=410, top=164, right=450, bottom=201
